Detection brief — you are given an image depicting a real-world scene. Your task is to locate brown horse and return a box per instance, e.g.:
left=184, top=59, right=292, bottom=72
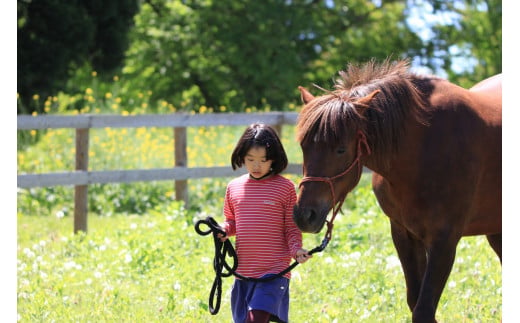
left=292, top=59, right=501, bottom=323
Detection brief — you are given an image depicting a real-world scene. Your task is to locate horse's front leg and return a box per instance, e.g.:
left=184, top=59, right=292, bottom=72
left=412, top=230, right=460, bottom=323
left=390, top=220, right=427, bottom=313
left=486, top=233, right=502, bottom=263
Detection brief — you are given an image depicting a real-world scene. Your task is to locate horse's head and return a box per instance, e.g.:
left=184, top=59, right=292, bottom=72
left=293, top=86, right=378, bottom=233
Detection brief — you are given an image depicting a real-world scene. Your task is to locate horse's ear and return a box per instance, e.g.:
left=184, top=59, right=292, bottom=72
left=298, top=86, right=315, bottom=104
left=355, top=90, right=381, bottom=108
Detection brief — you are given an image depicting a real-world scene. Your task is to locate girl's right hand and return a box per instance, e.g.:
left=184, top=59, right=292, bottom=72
left=217, top=233, right=228, bottom=242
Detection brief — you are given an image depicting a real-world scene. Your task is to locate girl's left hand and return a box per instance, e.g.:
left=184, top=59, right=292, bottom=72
left=296, top=248, right=312, bottom=263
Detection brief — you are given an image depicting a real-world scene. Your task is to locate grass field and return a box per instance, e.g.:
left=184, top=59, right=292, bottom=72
left=17, top=175, right=502, bottom=322
left=17, top=117, right=502, bottom=322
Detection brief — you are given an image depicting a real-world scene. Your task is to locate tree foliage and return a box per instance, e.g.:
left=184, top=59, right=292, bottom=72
left=411, top=0, right=501, bottom=88
left=17, top=0, right=502, bottom=114
left=122, top=0, right=424, bottom=111
left=17, top=0, right=139, bottom=113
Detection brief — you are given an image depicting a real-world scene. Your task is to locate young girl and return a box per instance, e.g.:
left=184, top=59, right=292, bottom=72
left=218, top=122, right=311, bottom=323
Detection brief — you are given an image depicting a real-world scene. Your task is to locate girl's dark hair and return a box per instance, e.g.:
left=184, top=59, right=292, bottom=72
left=231, top=122, right=288, bottom=174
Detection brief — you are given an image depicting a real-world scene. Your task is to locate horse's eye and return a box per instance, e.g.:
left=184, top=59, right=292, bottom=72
left=336, top=147, right=346, bottom=154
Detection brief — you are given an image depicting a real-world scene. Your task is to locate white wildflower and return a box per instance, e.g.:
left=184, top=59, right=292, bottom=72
left=350, top=251, right=361, bottom=260
left=385, top=255, right=401, bottom=270
left=64, top=261, right=77, bottom=270
left=23, top=248, right=35, bottom=258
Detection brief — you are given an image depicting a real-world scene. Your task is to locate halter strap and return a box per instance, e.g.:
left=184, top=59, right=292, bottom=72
left=299, top=130, right=370, bottom=239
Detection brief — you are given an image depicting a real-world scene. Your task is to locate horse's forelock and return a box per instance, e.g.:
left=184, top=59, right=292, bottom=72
left=334, top=58, right=410, bottom=91
left=297, top=58, right=428, bottom=167
left=296, top=93, right=361, bottom=146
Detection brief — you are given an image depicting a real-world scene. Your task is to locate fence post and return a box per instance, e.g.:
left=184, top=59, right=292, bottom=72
left=74, top=128, right=89, bottom=233
left=174, top=127, right=189, bottom=207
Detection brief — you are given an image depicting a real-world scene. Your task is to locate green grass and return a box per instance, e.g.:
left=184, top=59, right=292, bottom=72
left=17, top=175, right=502, bottom=322
left=17, top=109, right=501, bottom=322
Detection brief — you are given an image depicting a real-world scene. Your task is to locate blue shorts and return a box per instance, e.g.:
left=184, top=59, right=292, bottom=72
left=231, top=275, right=290, bottom=323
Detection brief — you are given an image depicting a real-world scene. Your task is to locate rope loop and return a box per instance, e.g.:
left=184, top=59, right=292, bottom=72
left=194, top=216, right=330, bottom=315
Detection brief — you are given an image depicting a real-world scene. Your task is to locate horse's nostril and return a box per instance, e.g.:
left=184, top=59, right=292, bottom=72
left=293, top=206, right=321, bottom=233
left=307, top=209, right=317, bottom=224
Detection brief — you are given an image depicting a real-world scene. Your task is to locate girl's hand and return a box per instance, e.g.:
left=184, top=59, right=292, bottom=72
left=296, top=248, right=312, bottom=263
left=217, top=233, right=228, bottom=242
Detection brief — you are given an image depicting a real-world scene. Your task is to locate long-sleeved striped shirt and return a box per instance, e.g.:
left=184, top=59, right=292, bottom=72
left=222, top=174, right=302, bottom=279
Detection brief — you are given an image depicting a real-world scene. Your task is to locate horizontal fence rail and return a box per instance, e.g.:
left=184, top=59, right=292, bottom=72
left=17, top=112, right=299, bottom=130
left=17, top=112, right=303, bottom=188
left=17, top=112, right=369, bottom=233
left=17, top=164, right=304, bottom=188
left=17, top=112, right=303, bottom=233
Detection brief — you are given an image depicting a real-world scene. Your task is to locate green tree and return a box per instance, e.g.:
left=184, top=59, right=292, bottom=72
left=17, top=0, right=139, bottom=114
left=122, top=0, right=424, bottom=112
left=18, top=0, right=501, bottom=114
left=302, top=0, right=424, bottom=87
left=413, top=0, right=501, bottom=87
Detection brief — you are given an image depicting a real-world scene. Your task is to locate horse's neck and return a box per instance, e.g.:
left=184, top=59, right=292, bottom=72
left=365, top=117, right=426, bottom=184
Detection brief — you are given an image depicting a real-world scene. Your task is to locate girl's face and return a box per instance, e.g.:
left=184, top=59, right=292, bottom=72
left=244, top=146, right=273, bottom=179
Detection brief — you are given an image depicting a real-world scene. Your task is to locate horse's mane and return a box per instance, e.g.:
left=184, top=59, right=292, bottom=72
left=297, top=58, right=431, bottom=166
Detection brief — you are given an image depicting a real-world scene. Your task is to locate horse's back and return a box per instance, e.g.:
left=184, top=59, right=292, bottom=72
left=470, top=73, right=502, bottom=95
left=374, top=75, right=502, bottom=237
left=469, top=74, right=502, bottom=235
left=469, top=74, right=502, bottom=125
left=436, top=76, right=502, bottom=235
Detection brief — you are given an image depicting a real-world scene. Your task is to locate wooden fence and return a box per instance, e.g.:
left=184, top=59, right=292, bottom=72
left=17, top=112, right=303, bottom=233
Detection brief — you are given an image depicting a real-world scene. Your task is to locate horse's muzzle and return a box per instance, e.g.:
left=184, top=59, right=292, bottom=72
left=293, top=205, right=328, bottom=233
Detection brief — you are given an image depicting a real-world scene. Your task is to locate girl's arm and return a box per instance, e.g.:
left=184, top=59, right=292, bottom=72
left=222, top=185, right=236, bottom=237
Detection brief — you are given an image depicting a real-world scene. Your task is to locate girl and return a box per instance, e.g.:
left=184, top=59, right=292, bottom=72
left=219, top=122, right=311, bottom=323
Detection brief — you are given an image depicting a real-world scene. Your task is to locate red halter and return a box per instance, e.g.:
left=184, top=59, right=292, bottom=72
left=299, top=130, right=371, bottom=240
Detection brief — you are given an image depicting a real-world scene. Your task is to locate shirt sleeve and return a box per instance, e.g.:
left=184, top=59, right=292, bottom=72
left=222, top=184, right=236, bottom=237
left=284, top=182, right=302, bottom=259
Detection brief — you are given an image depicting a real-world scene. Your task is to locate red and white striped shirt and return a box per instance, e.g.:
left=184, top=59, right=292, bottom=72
left=223, top=174, right=302, bottom=279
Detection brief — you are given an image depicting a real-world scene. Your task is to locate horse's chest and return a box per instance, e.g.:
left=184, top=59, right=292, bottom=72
left=372, top=176, right=429, bottom=236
